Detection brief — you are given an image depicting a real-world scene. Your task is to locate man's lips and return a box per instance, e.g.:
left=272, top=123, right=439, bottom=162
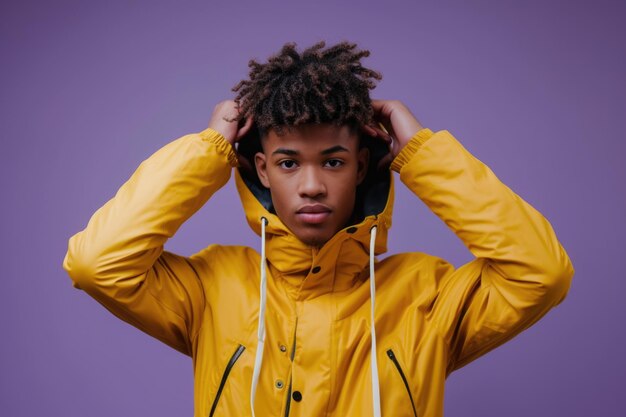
left=296, top=204, right=332, bottom=224
left=296, top=204, right=331, bottom=214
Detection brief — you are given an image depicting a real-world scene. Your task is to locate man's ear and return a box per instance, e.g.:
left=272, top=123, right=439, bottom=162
left=357, top=147, right=370, bottom=185
left=254, top=151, right=270, bottom=188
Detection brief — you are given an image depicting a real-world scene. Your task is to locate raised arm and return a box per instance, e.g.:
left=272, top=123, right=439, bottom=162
left=369, top=99, right=575, bottom=375
left=62, top=101, right=251, bottom=356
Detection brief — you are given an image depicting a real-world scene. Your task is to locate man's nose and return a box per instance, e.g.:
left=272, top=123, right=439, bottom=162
left=297, top=166, right=326, bottom=198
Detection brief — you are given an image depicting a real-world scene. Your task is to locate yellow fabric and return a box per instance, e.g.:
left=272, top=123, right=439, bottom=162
left=63, top=126, right=574, bottom=417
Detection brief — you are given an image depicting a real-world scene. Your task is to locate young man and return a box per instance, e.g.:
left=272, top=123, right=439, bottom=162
left=62, top=41, right=575, bottom=417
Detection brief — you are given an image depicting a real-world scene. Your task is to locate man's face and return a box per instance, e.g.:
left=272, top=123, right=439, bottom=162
left=254, top=123, right=369, bottom=248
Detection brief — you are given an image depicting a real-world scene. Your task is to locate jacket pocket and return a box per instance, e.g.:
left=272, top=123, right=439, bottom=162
left=386, top=348, right=418, bottom=417
left=209, top=343, right=246, bottom=417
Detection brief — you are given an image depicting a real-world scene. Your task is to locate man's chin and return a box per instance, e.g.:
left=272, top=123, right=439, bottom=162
left=297, top=231, right=332, bottom=249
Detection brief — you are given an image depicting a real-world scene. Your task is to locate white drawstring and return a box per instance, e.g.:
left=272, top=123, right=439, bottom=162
left=250, top=216, right=268, bottom=417
left=369, top=225, right=382, bottom=417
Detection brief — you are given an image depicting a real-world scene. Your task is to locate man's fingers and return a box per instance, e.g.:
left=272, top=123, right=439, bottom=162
left=237, top=151, right=253, bottom=172
left=361, top=124, right=378, bottom=137
left=370, top=124, right=393, bottom=144
left=377, top=152, right=393, bottom=171
left=366, top=123, right=394, bottom=171
left=235, top=115, right=254, bottom=141
left=370, top=99, right=380, bottom=110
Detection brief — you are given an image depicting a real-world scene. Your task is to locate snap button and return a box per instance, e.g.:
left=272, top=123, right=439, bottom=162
left=275, top=379, right=284, bottom=389
left=311, top=266, right=321, bottom=274
left=346, top=226, right=357, bottom=234
left=292, top=390, right=302, bottom=402
left=279, top=344, right=287, bottom=353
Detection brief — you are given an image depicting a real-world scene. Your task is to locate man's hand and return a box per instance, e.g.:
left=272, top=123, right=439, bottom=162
left=207, top=100, right=254, bottom=146
left=362, top=99, right=425, bottom=169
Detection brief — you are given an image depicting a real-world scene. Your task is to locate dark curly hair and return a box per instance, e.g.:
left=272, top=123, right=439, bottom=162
left=225, top=40, right=383, bottom=139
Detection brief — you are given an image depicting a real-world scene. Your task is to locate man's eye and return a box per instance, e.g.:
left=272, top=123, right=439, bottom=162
left=279, top=160, right=297, bottom=169
left=324, top=159, right=344, bottom=168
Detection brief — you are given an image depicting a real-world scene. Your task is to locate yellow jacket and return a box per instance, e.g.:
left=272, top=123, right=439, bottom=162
left=62, top=126, right=574, bottom=417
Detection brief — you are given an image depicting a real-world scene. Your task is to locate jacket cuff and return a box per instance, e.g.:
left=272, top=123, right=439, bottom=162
left=390, top=128, right=435, bottom=173
left=198, top=127, right=239, bottom=167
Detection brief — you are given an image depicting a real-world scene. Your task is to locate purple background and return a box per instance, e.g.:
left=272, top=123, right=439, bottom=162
left=2, top=0, right=624, bottom=416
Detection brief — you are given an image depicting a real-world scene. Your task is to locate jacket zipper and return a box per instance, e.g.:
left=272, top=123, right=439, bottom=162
left=284, top=317, right=298, bottom=417
left=284, top=377, right=292, bottom=417
left=386, top=349, right=418, bottom=417
left=209, top=343, right=246, bottom=417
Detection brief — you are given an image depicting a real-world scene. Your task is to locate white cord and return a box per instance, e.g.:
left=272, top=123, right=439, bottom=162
left=250, top=216, right=268, bottom=417
left=369, top=225, right=382, bottom=417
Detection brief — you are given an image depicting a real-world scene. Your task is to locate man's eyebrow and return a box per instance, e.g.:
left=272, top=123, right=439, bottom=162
left=271, top=145, right=349, bottom=156
left=272, top=148, right=299, bottom=156
left=320, top=145, right=349, bottom=155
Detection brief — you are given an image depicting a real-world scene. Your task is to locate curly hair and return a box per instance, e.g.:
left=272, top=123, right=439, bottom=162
left=225, top=40, right=383, bottom=138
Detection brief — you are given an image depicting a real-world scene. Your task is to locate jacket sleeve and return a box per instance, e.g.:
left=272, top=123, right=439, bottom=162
left=62, top=127, right=238, bottom=357
left=390, top=128, right=575, bottom=375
